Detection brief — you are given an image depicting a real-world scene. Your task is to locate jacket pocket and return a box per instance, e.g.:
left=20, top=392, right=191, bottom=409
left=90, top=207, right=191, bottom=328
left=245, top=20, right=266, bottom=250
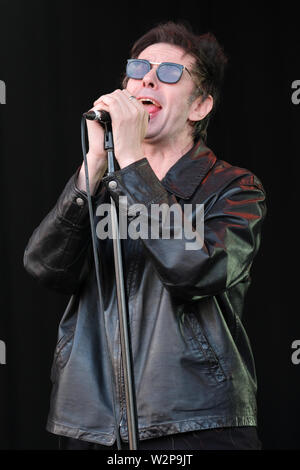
left=184, top=312, right=227, bottom=383
left=50, top=331, right=74, bottom=383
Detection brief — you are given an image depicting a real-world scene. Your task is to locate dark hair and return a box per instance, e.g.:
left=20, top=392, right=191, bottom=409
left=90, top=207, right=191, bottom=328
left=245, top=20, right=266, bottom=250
left=123, top=21, right=228, bottom=141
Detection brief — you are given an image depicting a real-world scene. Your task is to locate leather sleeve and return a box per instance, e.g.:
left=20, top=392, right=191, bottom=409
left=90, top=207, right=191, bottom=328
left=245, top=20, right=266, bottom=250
left=23, top=168, right=104, bottom=295
left=102, top=158, right=267, bottom=301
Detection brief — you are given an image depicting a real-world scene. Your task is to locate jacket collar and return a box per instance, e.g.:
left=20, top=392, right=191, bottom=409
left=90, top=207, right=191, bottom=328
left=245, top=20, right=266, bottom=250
left=161, top=139, right=217, bottom=200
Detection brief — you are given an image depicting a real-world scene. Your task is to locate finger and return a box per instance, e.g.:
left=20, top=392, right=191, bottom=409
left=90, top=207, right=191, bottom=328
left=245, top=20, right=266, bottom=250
left=103, top=89, right=140, bottom=122
left=91, top=102, right=110, bottom=112
left=88, top=95, right=110, bottom=114
left=93, top=93, right=111, bottom=106
left=93, top=90, right=137, bottom=118
left=97, top=91, right=129, bottom=118
left=93, top=89, right=123, bottom=106
left=122, top=90, right=150, bottom=124
left=109, top=89, right=139, bottom=116
left=122, top=89, right=141, bottom=110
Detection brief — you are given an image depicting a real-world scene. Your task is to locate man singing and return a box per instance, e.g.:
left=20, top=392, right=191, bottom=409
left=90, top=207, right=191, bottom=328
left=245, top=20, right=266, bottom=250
left=24, top=21, right=266, bottom=450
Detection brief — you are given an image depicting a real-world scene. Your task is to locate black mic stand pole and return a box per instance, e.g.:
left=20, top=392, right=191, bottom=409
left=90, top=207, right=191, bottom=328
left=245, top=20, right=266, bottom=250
left=103, top=121, right=139, bottom=451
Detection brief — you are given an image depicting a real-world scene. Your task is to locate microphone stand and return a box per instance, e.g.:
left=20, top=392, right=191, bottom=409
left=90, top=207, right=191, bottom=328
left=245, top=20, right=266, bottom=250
left=103, top=121, right=139, bottom=450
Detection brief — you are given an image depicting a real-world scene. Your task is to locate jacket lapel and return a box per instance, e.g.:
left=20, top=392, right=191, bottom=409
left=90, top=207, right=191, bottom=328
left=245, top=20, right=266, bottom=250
left=161, top=140, right=217, bottom=200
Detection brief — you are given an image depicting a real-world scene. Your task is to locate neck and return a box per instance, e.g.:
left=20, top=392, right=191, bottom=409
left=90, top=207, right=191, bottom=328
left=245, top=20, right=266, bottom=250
left=142, top=136, right=194, bottom=181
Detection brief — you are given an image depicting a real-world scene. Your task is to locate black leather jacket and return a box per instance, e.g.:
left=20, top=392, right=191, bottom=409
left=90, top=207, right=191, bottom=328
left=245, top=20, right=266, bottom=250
left=24, top=139, right=266, bottom=446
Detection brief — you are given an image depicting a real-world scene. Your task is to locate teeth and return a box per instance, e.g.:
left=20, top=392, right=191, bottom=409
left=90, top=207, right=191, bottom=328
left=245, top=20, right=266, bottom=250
left=141, top=99, right=155, bottom=104
left=139, top=98, right=161, bottom=107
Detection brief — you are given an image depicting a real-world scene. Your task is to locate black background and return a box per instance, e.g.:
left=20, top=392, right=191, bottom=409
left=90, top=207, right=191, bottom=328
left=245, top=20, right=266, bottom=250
left=0, top=0, right=299, bottom=450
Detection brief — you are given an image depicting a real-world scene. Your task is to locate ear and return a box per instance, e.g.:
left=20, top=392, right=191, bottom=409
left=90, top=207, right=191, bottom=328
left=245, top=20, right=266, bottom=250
left=188, top=94, right=213, bottom=122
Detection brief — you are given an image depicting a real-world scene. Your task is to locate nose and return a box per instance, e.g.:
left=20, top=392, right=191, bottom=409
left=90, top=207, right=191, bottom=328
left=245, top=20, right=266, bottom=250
left=142, top=66, right=158, bottom=89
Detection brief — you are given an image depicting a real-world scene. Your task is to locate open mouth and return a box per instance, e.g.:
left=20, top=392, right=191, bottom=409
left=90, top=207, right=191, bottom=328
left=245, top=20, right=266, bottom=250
left=138, top=97, right=162, bottom=118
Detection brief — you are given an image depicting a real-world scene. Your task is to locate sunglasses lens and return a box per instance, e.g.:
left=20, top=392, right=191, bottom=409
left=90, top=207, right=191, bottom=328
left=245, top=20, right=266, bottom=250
left=157, top=64, right=183, bottom=83
left=126, top=60, right=150, bottom=79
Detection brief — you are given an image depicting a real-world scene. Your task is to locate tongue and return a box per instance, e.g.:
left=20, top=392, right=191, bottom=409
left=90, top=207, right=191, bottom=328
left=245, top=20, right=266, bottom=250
left=146, top=104, right=161, bottom=114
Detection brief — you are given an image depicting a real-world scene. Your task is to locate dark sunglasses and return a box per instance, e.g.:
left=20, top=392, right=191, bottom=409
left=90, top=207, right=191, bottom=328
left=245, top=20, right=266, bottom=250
left=126, top=59, right=194, bottom=84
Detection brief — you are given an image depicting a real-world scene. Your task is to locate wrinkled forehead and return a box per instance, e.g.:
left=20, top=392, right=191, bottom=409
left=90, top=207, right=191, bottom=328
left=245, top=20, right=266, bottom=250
left=137, top=42, right=195, bottom=69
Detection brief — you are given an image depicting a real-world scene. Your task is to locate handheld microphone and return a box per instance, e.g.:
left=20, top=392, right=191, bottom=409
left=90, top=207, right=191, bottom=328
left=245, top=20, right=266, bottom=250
left=83, top=109, right=111, bottom=123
